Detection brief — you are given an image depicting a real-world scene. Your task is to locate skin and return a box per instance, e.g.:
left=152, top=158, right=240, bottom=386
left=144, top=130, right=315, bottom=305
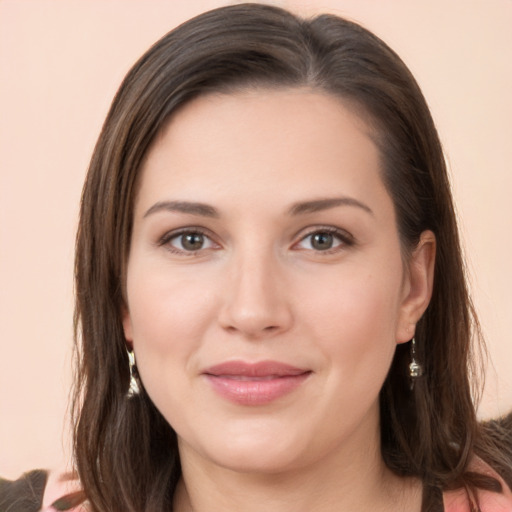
left=122, top=88, right=435, bottom=512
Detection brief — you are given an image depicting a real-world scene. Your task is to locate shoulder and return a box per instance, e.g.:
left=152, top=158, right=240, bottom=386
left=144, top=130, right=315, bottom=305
left=443, top=457, right=512, bottom=512
left=0, top=469, right=87, bottom=512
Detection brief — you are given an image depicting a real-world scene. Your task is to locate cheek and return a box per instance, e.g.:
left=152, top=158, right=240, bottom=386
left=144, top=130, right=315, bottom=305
left=125, top=266, right=220, bottom=391
left=127, top=264, right=213, bottom=339
left=299, top=264, right=403, bottom=391
left=125, top=269, right=216, bottom=427
left=302, top=266, right=403, bottom=341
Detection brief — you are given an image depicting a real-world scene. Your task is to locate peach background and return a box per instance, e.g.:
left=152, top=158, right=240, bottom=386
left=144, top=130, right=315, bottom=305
left=0, top=0, right=511, bottom=479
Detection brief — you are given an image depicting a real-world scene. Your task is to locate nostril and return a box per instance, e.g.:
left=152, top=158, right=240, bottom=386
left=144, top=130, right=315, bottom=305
left=222, top=323, right=282, bottom=337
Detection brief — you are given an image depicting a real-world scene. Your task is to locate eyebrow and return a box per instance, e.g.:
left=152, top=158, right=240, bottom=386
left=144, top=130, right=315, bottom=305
left=144, top=200, right=219, bottom=218
left=143, top=196, right=373, bottom=219
left=288, top=197, right=374, bottom=216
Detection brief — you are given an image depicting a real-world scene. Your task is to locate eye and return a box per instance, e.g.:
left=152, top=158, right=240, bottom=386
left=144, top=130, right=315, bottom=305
left=295, top=228, right=353, bottom=252
left=160, top=229, right=218, bottom=254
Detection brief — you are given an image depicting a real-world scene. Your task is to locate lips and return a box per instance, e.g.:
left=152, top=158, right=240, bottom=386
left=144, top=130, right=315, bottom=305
left=202, top=360, right=311, bottom=405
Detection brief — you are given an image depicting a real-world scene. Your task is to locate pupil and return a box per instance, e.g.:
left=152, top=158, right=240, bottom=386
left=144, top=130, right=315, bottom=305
left=182, top=233, right=204, bottom=250
left=312, top=232, right=333, bottom=250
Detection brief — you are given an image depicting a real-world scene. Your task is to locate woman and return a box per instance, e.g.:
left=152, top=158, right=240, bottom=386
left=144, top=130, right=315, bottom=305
left=2, top=3, right=510, bottom=512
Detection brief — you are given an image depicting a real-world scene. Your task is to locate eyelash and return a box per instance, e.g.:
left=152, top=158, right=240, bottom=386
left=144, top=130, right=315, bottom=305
left=157, top=226, right=355, bottom=256
left=294, top=226, right=355, bottom=254
left=158, top=227, right=218, bottom=256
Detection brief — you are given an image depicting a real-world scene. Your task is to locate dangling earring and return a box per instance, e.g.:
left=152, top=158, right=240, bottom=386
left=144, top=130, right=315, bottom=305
left=408, top=337, right=423, bottom=390
left=127, top=349, right=140, bottom=397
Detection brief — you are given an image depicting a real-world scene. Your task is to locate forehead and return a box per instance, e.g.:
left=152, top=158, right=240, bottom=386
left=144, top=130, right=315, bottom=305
left=136, top=88, right=386, bottom=213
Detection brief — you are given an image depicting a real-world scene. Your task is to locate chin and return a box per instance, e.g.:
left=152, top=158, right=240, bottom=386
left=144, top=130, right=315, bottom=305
left=206, top=444, right=306, bottom=475
left=176, top=420, right=310, bottom=474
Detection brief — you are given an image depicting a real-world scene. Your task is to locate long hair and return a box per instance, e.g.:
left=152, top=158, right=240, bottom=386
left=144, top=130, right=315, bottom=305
left=73, top=4, right=499, bottom=510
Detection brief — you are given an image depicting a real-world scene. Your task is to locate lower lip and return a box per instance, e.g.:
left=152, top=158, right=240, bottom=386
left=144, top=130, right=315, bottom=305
left=204, top=373, right=311, bottom=405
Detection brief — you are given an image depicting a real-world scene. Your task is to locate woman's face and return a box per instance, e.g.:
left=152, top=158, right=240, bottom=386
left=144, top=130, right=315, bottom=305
left=123, top=89, right=434, bottom=474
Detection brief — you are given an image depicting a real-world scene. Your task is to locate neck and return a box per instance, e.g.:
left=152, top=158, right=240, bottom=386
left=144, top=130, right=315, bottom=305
left=173, top=421, right=422, bottom=512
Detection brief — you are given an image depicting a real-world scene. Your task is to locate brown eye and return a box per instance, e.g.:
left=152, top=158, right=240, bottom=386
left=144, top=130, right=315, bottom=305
left=181, top=233, right=205, bottom=251
left=295, top=228, right=352, bottom=253
left=311, top=232, right=334, bottom=250
left=163, top=230, right=216, bottom=253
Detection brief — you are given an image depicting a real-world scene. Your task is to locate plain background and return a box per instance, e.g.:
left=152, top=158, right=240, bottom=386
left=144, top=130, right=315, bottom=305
left=0, top=0, right=511, bottom=478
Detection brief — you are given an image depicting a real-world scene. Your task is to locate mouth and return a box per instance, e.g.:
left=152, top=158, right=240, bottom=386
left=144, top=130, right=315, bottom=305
left=202, top=360, right=312, bottom=405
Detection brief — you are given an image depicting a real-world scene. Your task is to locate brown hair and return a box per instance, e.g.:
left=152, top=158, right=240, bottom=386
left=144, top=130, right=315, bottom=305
left=73, top=4, right=502, bottom=511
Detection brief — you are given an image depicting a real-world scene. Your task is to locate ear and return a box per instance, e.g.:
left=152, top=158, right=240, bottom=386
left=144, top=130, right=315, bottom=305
left=396, top=230, right=436, bottom=344
left=121, top=304, right=134, bottom=348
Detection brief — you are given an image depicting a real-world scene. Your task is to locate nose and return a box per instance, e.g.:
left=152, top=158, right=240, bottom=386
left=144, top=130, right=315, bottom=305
left=218, top=248, right=293, bottom=339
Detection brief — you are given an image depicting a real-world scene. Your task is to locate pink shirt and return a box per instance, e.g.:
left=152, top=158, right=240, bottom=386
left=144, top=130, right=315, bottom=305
left=443, top=457, right=512, bottom=512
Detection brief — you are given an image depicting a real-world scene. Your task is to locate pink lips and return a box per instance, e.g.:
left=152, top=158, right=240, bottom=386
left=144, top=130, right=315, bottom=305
left=203, top=361, right=311, bottom=405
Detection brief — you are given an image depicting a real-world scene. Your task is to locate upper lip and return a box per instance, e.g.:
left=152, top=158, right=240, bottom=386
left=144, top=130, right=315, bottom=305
left=203, top=360, right=310, bottom=378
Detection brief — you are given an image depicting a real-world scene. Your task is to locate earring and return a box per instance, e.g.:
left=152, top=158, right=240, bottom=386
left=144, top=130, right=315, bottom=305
left=408, top=337, right=423, bottom=390
left=127, top=349, right=140, bottom=397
